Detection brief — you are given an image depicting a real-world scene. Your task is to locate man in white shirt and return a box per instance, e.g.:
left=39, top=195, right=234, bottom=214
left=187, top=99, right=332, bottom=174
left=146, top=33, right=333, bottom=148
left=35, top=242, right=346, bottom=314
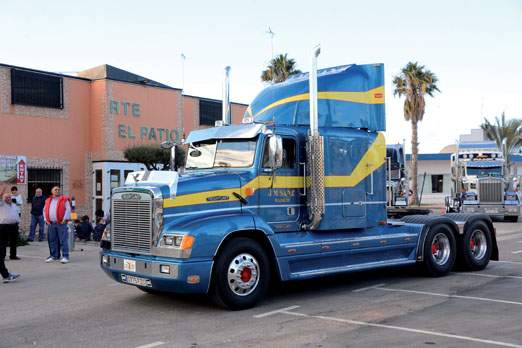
left=0, top=184, right=20, bottom=282
left=0, top=183, right=21, bottom=260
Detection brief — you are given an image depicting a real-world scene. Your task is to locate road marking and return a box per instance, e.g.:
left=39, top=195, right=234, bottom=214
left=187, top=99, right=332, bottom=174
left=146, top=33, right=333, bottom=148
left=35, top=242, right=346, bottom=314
left=352, top=283, right=387, bottom=292
left=459, top=273, right=522, bottom=280
left=511, top=250, right=522, bottom=254
left=374, top=286, right=522, bottom=306
left=135, top=342, right=165, bottom=348
left=254, top=305, right=301, bottom=318
left=495, top=260, right=522, bottom=264
left=257, top=308, right=522, bottom=348
left=496, top=235, right=522, bottom=242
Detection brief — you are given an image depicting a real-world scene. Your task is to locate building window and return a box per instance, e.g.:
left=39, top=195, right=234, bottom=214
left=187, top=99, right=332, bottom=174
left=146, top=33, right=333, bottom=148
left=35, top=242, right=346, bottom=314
left=431, top=174, right=444, bottom=193
left=11, top=69, right=63, bottom=109
left=199, top=99, right=222, bottom=126
left=27, top=167, right=62, bottom=201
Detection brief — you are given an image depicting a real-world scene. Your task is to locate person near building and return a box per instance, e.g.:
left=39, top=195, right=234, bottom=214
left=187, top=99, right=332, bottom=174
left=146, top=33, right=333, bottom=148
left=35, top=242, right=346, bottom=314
left=1, top=183, right=21, bottom=260
left=78, top=215, right=93, bottom=241
left=7, top=186, right=22, bottom=259
left=28, top=188, right=47, bottom=242
left=95, top=209, right=108, bottom=224
left=93, top=217, right=106, bottom=242
left=0, top=185, right=20, bottom=282
left=43, top=186, right=71, bottom=264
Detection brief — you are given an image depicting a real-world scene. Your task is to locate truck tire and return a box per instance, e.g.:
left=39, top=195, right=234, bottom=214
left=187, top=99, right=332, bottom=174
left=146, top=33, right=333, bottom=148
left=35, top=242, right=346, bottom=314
left=210, top=238, right=270, bottom=310
left=504, top=216, right=519, bottom=223
left=458, top=220, right=492, bottom=271
left=423, top=224, right=456, bottom=277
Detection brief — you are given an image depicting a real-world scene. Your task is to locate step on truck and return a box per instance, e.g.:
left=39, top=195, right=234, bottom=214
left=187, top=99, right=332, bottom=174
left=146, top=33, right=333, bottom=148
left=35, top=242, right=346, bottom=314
left=100, top=46, right=498, bottom=309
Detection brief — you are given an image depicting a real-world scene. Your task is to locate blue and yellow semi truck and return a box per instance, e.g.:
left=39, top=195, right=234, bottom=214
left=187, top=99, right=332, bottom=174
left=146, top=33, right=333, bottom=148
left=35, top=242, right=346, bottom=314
left=100, top=46, right=498, bottom=309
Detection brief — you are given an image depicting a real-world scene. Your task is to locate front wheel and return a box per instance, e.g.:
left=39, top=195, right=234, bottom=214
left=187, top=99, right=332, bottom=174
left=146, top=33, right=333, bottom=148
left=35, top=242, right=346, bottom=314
left=422, top=225, right=456, bottom=276
left=210, top=238, right=270, bottom=310
left=458, top=220, right=492, bottom=271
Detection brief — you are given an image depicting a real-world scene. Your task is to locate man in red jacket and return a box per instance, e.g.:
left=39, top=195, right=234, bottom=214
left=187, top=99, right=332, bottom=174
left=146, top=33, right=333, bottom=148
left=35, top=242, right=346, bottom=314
left=43, top=186, right=71, bottom=264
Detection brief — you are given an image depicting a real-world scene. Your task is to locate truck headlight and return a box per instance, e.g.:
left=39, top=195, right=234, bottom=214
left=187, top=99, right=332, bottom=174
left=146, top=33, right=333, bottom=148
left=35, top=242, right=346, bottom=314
left=160, top=234, right=194, bottom=249
left=154, top=198, right=164, bottom=234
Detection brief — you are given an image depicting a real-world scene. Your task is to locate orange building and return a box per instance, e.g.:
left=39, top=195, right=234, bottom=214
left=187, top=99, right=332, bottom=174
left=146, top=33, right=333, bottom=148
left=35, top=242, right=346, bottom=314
left=0, top=63, right=247, bottom=232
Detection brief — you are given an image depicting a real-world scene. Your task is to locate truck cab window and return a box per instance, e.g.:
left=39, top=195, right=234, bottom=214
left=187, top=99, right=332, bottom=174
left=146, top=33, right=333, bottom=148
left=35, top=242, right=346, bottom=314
left=262, top=137, right=296, bottom=169
left=186, top=139, right=256, bottom=169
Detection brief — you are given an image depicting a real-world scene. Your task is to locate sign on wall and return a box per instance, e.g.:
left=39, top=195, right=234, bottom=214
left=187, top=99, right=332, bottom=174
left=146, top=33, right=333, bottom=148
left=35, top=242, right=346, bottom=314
left=17, top=156, right=27, bottom=184
left=0, top=155, right=27, bottom=184
left=110, top=100, right=180, bottom=142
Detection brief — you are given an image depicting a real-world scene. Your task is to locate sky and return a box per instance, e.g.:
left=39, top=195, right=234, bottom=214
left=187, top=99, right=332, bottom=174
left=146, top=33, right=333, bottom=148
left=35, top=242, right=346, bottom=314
left=1, top=0, right=521, bottom=153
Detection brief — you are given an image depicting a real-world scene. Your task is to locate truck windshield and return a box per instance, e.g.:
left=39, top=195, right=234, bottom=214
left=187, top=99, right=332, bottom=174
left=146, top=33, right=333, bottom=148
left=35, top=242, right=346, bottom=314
left=186, top=139, right=257, bottom=169
left=466, top=166, right=502, bottom=176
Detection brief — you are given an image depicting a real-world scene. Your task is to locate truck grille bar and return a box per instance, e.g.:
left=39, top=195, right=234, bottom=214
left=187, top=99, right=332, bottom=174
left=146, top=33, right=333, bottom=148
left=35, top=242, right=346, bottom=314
left=112, top=198, right=153, bottom=254
left=479, top=178, right=503, bottom=204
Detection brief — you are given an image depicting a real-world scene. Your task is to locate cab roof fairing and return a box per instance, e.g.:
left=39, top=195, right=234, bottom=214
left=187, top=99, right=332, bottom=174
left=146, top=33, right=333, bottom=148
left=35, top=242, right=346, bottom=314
left=244, top=63, right=386, bottom=131
left=184, top=123, right=270, bottom=144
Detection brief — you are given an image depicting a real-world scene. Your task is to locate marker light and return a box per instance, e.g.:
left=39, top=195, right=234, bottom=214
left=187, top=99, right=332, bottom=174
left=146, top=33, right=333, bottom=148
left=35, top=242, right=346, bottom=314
left=180, top=235, right=195, bottom=249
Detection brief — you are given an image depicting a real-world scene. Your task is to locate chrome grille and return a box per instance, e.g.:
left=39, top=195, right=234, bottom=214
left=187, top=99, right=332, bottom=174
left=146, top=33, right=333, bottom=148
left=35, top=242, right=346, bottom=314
left=478, top=178, right=503, bottom=204
left=112, top=197, right=153, bottom=254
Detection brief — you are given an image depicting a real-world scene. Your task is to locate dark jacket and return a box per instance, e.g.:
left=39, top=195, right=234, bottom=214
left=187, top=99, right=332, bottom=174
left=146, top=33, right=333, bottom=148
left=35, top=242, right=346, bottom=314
left=93, top=224, right=106, bottom=242
left=31, top=195, right=47, bottom=216
left=79, top=221, right=93, bottom=240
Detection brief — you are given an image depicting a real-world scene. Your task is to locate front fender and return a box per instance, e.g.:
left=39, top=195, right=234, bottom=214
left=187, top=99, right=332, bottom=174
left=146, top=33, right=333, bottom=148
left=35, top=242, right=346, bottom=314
left=163, top=213, right=257, bottom=259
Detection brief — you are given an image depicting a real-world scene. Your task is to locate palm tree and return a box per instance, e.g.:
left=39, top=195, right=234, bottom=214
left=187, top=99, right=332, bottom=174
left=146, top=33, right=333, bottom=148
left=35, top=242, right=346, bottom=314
left=261, top=54, right=302, bottom=84
left=480, top=112, right=522, bottom=170
left=393, top=62, right=440, bottom=205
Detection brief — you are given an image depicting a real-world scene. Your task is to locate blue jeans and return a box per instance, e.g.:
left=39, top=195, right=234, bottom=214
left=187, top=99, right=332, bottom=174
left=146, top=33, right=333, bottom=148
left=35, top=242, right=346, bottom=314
left=48, top=223, right=69, bottom=259
left=29, top=215, right=45, bottom=241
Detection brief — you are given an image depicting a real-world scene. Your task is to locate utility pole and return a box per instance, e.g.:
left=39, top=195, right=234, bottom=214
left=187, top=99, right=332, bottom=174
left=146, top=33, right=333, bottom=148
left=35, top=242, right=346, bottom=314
left=266, top=27, right=275, bottom=83
left=181, top=53, right=185, bottom=94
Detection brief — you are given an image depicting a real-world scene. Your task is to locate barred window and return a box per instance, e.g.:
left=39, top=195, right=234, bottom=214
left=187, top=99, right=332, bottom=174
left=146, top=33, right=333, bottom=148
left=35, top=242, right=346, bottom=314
left=11, top=69, right=63, bottom=109
left=27, top=167, right=62, bottom=202
left=199, top=99, right=222, bottom=126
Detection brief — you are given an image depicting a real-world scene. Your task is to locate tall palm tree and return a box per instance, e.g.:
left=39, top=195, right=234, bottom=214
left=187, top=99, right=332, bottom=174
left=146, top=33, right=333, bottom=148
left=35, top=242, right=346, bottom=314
left=393, top=62, right=440, bottom=205
left=261, top=53, right=302, bottom=84
left=480, top=112, right=522, bottom=170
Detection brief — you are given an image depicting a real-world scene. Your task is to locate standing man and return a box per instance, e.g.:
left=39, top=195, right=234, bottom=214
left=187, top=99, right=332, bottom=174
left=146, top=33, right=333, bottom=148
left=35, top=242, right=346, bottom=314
left=0, top=186, right=20, bottom=281
left=43, top=186, right=71, bottom=264
left=8, top=186, right=22, bottom=259
left=1, top=183, right=21, bottom=262
left=28, top=188, right=47, bottom=242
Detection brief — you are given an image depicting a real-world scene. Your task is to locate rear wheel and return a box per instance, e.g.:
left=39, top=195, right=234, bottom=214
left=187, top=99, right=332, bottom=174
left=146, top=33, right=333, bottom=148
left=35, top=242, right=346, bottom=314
left=423, top=224, right=456, bottom=276
left=504, top=216, right=519, bottom=223
left=458, top=220, right=492, bottom=271
left=210, top=238, right=270, bottom=310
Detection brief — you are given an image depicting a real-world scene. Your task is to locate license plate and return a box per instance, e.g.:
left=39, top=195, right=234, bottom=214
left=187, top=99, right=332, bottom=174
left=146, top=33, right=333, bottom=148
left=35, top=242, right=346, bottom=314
left=121, top=274, right=151, bottom=287
left=123, top=259, right=136, bottom=272
left=485, top=208, right=498, bottom=214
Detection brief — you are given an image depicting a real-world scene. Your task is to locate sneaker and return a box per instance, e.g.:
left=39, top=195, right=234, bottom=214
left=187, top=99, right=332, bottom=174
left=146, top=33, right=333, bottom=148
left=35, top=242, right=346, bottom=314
left=3, top=273, right=20, bottom=283
left=45, top=257, right=58, bottom=263
left=60, top=257, right=70, bottom=264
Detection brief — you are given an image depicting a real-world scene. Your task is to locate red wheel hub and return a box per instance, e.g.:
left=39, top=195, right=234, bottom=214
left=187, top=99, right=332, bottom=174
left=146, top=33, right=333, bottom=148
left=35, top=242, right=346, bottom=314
left=432, top=242, right=439, bottom=255
left=240, top=267, right=252, bottom=282
left=470, top=239, right=476, bottom=251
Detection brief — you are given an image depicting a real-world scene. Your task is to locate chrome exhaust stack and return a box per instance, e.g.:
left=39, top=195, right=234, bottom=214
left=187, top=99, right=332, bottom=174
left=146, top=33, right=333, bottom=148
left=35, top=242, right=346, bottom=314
left=222, top=66, right=231, bottom=125
left=304, top=44, right=325, bottom=230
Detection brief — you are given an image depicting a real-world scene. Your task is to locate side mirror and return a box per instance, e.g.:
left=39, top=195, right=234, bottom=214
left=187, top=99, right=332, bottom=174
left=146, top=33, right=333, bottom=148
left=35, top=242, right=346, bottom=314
left=269, top=135, right=283, bottom=169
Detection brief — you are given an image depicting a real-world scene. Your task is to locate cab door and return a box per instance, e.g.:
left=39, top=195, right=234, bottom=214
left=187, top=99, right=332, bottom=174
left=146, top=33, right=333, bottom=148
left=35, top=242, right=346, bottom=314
left=257, top=136, right=303, bottom=232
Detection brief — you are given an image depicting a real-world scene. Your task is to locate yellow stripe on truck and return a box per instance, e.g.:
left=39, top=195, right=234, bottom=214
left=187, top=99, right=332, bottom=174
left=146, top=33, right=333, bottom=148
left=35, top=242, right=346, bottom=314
left=164, top=132, right=385, bottom=208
